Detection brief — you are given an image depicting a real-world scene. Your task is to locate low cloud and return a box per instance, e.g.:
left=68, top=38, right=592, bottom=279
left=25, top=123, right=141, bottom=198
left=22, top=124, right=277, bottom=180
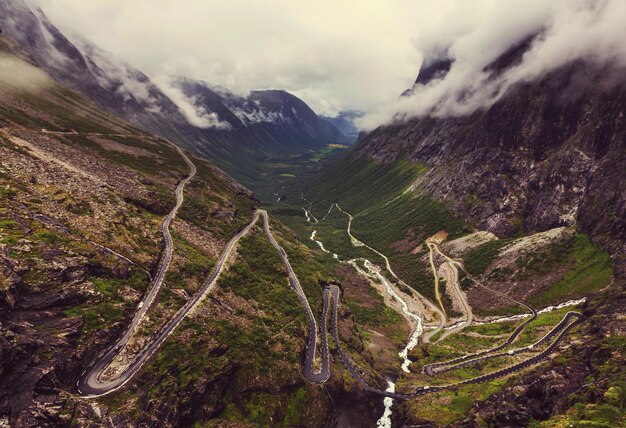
left=30, top=0, right=422, bottom=118
left=71, top=37, right=156, bottom=105
left=358, top=0, right=626, bottom=130
left=0, top=56, right=51, bottom=91
left=153, top=76, right=231, bottom=130
left=27, top=0, right=626, bottom=131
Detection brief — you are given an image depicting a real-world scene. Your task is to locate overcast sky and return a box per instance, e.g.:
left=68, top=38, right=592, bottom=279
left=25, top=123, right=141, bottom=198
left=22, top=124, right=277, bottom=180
left=30, top=0, right=626, bottom=129
left=31, top=0, right=428, bottom=117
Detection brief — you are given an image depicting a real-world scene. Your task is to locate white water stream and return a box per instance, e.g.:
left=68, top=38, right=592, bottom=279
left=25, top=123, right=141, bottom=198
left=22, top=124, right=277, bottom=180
left=467, top=297, right=587, bottom=326
left=301, top=199, right=586, bottom=427
left=303, top=203, right=424, bottom=426
left=310, top=230, right=338, bottom=259
left=376, top=381, right=396, bottom=428
left=349, top=259, right=423, bottom=372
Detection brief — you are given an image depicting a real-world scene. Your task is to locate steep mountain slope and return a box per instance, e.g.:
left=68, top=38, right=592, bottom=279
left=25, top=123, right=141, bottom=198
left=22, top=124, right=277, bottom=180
left=0, top=0, right=192, bottom=140
left=0, top=0, right=347, bottom=197
left=173, top=77, right=347, bottom=154
left=354, top=60, right=625, bottom=276
left=0, top=35, right=360, bottom=427
left=400, top=57, right=453, bottom=96
left=304, top=41, right=625, bottom=426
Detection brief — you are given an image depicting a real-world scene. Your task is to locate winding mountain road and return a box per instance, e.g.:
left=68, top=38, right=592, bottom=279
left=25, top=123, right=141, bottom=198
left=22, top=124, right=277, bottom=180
left=428, top=242, right=473, bottom=343
left=78, top=208, right=260, bottom=396
left=261, top=210, right=330, bottom=383
left=422, top=257, right=539, bottom=376
left=77, top=204, right=333, bottom=396
left=77, top=172, right=584, bottom=402
left=77, top=146, right=196, bottom=396
left=332, top=203, right=446, bottom=343
left=321, top=282, right=582, bottom=400
left=297, top=198, right=583, bottom=399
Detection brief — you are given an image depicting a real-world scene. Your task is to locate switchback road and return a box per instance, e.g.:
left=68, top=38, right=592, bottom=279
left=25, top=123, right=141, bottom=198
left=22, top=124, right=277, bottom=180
left=77, top=176, right=584, bottom=401
left=77, top=146, right=196, bottom=396
left=78, top=209, right=259, bottom=396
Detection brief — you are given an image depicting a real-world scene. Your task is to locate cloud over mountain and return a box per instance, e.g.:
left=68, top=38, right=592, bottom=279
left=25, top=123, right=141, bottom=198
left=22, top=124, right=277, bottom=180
left=358, top=0, right=626, bottom=129
left=29, top=0, right=626, bottom=131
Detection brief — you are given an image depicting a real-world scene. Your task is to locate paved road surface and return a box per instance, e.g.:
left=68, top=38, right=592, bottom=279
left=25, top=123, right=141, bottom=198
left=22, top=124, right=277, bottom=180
left=77, top=209, right=260, bottom=396
left=422, top=259, right=539, bottom=376
left=77, top=146, right=196, bottom=396
left=323, top=282, right=582, bottom=399
left=261, top=210, right=330, bottom=383
left=78, top=175, right=583, bottom=399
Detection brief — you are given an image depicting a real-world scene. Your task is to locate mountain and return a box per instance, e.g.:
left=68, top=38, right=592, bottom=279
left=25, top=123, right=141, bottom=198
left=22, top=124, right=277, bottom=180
left=0, top=28, right=391, bottom=427
left=352, top=57, right=625, bottom=274
left=2, top=2, right=625, bottom=426
left=304, top=39, right=625, bottom=426
left=0, top=0, right=347, bottom=196
left=0, top=33, right=380, bottom=426
left=0, top=0, right=191, bottom=140
left=401, top=57, right=453, bottom=96
left=320, top=110, right=363, bottom=143
left=171, top=77, right=347, bottom=151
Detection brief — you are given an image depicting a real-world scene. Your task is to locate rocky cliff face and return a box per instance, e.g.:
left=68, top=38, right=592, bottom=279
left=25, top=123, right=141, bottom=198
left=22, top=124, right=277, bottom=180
left=0, top=0, right=190, bottom=138
left=446, top=290, right=626, bottom=428
left=355, top=59, right=626, bottom=277
left=0, top=36, right=379, bottom=427
left=0, top=37, right=269, bottom=426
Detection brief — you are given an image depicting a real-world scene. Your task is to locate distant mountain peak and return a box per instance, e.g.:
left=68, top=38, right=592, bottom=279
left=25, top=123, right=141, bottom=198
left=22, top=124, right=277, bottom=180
left=402, top=56, right=454, bottom=97
left=321, top=110, right=363, bottom=143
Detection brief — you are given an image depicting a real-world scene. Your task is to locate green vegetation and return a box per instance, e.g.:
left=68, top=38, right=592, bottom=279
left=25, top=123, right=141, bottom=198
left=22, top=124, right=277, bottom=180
left=310, top=144, right=348, bottom=161
left=0, top=73, right=136, bottom=134
left=531, top=401, right=625, bottom=428
left=0, top=219, right=19, bottom=229
left=463, top=239, right=510, bottom=276
left=128, top=228, right=326, bottom=426
left=178, top=158, right=257, bottom=239
left=353, top=192, right=464, bottom=251
left=345, top=295, right=402, bottom=328
left=469, top=320, right=517, bottom=336
left=398, top=306, right=590, bottom=426
left=17, top=88, right=132, bottom=134
left=0, top=103, right=55, bottom=130
left=33, top=230, right=69, bottom=246
left=402, top=380, right=509, bottom=425
left=275, top=158, right=464, bottom=313
left=210, top=141, right=350, bottom=203
left=463, top=232, right=612, bottom=310
left=0, top=218, right=23, bottom=247
left=63, top=134, right=185, bottom=178
left=64, top=302, right=125, bottom=331
left=306, top=156, right=426, bottom=215
left=220, top=231, right=308, bottom=321
left=303, top=157, right=464, bottom=275
left=64, top=268, right=149, bottom=331
left=173, top=233, right=215, bottom=282
left=529, top=234, right=612, bottom=307
left=528, top=316, right=626, bottom=428
left=388, top=252, right=436, bottom=301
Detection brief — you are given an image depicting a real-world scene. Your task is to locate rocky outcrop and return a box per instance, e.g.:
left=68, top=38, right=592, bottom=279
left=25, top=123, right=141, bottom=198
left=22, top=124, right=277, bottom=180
left=0, top=244, right=119, bottom=427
